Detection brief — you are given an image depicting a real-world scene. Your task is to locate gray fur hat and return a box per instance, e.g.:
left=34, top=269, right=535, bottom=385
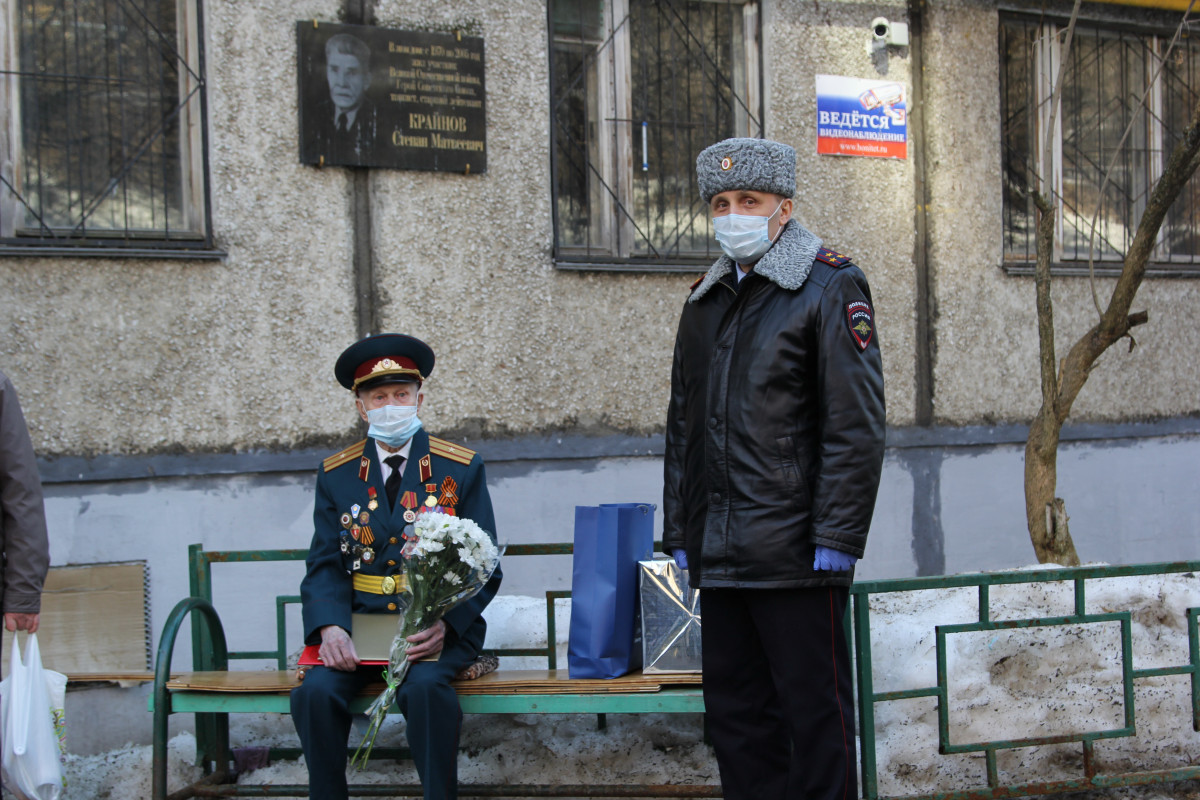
left=696, top=137, right=796, bottom=203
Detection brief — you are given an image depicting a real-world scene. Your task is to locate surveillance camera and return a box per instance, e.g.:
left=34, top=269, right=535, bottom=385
left=870, top=17, right=909, bottom=47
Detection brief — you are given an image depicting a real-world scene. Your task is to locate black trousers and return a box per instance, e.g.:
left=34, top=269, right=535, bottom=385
left=290, top=629, right=476, bottom=800
left=700, top=586, right=856, bottom=800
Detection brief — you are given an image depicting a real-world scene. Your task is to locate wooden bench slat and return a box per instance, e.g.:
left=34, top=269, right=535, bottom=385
left=455, top=669, right=702, bottom=694
left=165, top=668, right=704, bottom=695
left=67, top=671, right=160, bottom=683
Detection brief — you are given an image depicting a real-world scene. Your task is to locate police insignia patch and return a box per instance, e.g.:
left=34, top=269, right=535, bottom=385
left=846, top=300, right=874, bottom=351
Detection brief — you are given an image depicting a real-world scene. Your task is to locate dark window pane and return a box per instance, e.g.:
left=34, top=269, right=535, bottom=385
left=549, top=0, right=761, bottom=265
left=1001, top=14, right=1200, bottom=267
left=1001, top=18, right=1038, bottom=262
left=628, top=0, right=743, bottom=258
left=1160, top=36, right=1200, bottom=259
left=551, top=41, right=596, bottom=249
left=13, top=0, right=193, bottom=238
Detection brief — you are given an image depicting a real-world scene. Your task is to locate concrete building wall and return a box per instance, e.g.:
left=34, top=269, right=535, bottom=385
left=6, top=0, right=1197, bottom=461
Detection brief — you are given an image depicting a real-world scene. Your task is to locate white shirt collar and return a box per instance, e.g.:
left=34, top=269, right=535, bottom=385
left=375, top=437, right=414, bottom=481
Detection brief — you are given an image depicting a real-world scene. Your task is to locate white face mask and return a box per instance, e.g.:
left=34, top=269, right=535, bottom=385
left=366, top=402, right=422, bottom=448
left=712, top=198, right=787, bottom=264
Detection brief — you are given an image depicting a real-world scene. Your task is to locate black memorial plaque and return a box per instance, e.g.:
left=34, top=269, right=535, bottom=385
left=297, top=22, right=486, bottom=172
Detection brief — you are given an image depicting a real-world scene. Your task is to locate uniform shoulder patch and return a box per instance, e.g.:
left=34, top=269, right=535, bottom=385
left=688, top=275, right=704, bottom=293
left=815, top=248, right=853, bottom=268
left=323, top=439, right=367, bottom=472
left=428, top=436, right=476, bottom=466
left=846, top=300, right=875, bottom=352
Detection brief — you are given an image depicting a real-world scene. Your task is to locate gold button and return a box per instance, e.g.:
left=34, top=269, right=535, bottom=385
left=387, top=560, right=396, bottom=566
left=389, top=537, right=398, bottom=545
left=387, top=602, right=397, bottom=611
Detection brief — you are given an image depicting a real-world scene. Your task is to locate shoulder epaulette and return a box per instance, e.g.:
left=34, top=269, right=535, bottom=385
left=323, top=439, right=366, bottom=472
left=428, top=435, right=476, bottom=466
left=815, top=248, right=853, bottom=268
left=688, top=275, right=704, bottom=293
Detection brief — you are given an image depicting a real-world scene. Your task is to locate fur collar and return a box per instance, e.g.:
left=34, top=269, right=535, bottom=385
left=688, top=219, right=823, bottom=302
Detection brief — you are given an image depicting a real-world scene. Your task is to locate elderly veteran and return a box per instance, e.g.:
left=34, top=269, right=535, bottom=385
left=291, top=333, right=501, bottom=800
left=662, top=138, right=886, bottom=800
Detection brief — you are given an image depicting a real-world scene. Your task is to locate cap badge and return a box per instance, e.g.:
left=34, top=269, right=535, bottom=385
left=720, top=156, right=733, bottom=171
left=369, top=357, right=403, bottom=375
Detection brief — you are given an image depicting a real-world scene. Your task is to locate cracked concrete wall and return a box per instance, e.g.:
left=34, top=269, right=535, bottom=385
left=1, top=0, right=1196, bottom=459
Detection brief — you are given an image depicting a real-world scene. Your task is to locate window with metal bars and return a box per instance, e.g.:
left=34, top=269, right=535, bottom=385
left=549, top=0, right=762, bottom=271
left=1001, top=13, right=1200, bottom=275
left=0, top=0, right=215, bottom=257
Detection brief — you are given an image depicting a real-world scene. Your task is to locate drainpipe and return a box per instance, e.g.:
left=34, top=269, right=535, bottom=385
left=908, top=0, right=935, bottom=426
left=346, top=0, right=379, bottom=339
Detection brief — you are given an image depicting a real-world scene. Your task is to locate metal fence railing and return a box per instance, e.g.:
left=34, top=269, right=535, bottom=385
left=852, top=561, right=1200, bottom=800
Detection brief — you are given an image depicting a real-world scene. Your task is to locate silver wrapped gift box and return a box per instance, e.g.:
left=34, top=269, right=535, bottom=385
left=638, top=559, right=702, bottom=673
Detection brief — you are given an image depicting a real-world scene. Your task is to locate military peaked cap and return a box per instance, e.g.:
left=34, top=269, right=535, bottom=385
left=334, top=333, right=435, bottom=391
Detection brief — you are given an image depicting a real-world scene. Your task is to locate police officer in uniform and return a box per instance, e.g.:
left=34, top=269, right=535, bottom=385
left=663, top=139, right=885, bottom=800
left=291, top=333, right=501, bottom=800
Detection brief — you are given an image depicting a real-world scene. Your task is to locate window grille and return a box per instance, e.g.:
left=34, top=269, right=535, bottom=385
left=0, top=0, right=215, bottom=257
left=549, top=0, right=762, bottom=271
left=1001, top=13, right=1200, bottom=274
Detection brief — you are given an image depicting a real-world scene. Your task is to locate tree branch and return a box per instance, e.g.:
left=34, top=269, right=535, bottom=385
left=1054, top=95, right=1200, bottom=420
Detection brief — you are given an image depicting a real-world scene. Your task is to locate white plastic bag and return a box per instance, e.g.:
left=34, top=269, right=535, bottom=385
left=0, top=633, right=67, bottom=800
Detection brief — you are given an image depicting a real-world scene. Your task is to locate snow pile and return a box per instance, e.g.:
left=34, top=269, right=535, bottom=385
left=22, top=570, right=1200, bottom=799
left=868, top=568, right=1200, bottom=796
left=55, top=731, right=202, bottom=800
left=481, top=593, right=573, bottom=670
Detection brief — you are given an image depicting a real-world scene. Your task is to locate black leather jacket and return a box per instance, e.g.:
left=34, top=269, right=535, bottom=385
left=662, top=220, right=886, bottom=589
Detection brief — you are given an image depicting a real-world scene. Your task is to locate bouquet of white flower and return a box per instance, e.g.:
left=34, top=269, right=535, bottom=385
left=351, top=511, right=501, bottom=767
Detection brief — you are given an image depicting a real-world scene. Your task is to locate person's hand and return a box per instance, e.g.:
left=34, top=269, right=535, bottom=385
left=319, top=625, right=360, bottom=671
left=4, top=613, right=39, bottom=633
left=405, top=619, right=446, bottom=662
left=813, top=546, right=858, bottom=572
left=671, top=549, right=689, bottom=570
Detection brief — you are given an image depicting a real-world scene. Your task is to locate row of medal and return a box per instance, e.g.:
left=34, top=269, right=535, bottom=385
left=338, top=479, right=460, bottom=571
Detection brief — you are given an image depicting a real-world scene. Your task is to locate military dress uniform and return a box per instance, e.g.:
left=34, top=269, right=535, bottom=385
left=291, top=335, right=501, bottom=800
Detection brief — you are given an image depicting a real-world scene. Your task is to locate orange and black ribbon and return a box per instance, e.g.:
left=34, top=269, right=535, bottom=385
left=438, top=476, right=459, bottom=506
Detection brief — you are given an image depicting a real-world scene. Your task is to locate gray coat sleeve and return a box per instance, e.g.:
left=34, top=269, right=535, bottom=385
left=0, top=372, right=50, bottom=614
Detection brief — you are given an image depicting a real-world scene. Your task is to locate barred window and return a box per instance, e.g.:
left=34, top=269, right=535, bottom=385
left=549, top=0, right=762, bottom=271
left=1001, top=14, right=1200, bottom=274
left=0, top=0, right=216, bottom=257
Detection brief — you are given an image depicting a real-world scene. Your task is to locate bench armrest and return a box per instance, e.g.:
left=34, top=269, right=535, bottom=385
left=153, top=596, right=232, bottom=799
left=154, top=596, right=230, bottom=700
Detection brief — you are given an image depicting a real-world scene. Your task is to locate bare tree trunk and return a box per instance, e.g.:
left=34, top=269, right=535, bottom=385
left=1024, top=94, right=1200, bottom=564
left=1025, top=190, right=1080, bottom=565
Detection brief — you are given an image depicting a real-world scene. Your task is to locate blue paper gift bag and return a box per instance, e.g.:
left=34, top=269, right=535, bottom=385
left=567, top=502, right=656, bottom=679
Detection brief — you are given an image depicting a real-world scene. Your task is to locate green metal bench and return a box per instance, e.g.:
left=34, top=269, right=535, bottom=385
left=153, top=544, right=1200, bottom=800
left=150, top=543, right=709, bottom=800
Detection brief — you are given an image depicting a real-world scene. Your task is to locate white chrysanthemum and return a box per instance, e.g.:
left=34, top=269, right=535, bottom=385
left=443, top=571, right=462, bottom=585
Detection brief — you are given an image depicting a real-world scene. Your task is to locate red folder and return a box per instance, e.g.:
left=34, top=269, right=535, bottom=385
left=297, top=645, right=388, bottom=666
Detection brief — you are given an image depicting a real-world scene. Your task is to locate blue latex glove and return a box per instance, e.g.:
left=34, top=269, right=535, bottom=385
left=671, top=548, right=689, bottom=570
left=813, top=545, right=858, bottom=572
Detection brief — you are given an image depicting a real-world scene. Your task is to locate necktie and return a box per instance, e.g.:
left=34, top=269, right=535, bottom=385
left=385, top=455, right=405, bottom=508
left=336, top=112, right=348, bottom=133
